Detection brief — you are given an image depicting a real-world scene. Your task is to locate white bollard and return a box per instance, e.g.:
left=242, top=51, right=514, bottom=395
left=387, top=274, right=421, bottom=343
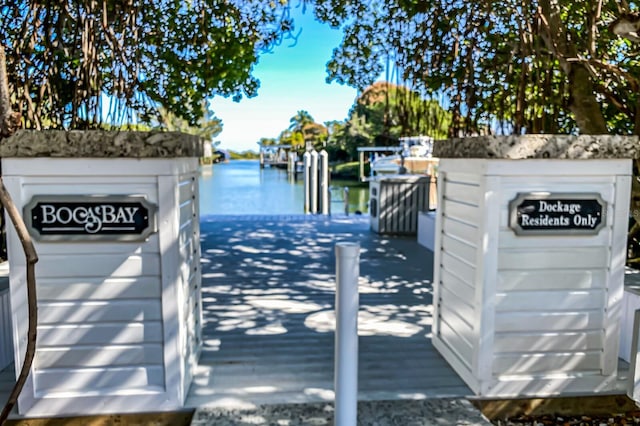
left=334, top=242, right=360, bottom=426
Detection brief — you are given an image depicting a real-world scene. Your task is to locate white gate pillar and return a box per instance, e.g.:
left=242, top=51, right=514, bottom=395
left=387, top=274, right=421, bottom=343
left=431, top=135, right=637, bottom=397
left=1, top=130, right=203, bottom=417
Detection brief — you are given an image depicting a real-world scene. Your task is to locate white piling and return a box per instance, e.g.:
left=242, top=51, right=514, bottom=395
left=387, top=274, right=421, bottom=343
left=334, top=242, right=360, bottom=426
left=310, top=150, right=319, bottom=214
left=319, top=150, right=330, bottom=215
left=303, top=151, right=311, bottom=214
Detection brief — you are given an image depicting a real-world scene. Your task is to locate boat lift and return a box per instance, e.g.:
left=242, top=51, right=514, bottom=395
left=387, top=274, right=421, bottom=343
left=356, top=146, right=403, bottom=182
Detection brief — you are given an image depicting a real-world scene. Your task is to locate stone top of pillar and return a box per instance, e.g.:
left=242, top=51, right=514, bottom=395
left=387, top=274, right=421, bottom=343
left=432, top=135, right=640, bottom=159
left=0, top=130, right=203, bottom=158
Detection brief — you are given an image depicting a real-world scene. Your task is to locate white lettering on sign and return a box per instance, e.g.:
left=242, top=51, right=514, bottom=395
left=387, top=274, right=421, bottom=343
left=39, top=204, right=140, bottom=234
left=508, top=192, right=606, bottom=236
left=538, top=200, right=581, bottom=214
left=573, top=214, right=598, bottom=227
left=520, top=214, right=570, bottom=227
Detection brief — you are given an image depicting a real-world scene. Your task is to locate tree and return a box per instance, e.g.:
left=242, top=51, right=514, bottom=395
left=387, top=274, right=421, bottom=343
left=281, top=111, right=328, bottom=150
left=0, top=1, right=298, bottom=129
left=156, top=103, right=223, bottom=142
left=258, top=137, right=278, bottom=147
left=352, top=82, right=450, bottom=142
left=288, top=110, right=315, bottom=133
left=311, top=0, right=640, bottom=136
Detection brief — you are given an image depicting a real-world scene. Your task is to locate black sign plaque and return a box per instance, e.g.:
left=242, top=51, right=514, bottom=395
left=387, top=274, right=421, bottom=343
left=509, top=192, right=606, bottom=236
left=25, top=195, right=157, bottom=241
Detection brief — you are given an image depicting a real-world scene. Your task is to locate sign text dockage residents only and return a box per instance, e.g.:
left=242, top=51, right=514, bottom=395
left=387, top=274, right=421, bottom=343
left=509, top=193, right=606, bottom=236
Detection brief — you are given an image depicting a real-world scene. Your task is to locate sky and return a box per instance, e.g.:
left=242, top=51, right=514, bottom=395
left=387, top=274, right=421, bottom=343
left=208, top=8, right=359, bottom=153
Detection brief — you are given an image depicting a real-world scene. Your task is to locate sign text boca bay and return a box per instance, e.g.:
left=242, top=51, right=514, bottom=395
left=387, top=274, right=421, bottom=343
left=25, top=195, right=157, bottom=241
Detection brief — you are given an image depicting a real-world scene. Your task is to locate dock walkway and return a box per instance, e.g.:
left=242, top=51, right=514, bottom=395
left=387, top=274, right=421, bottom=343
left=0, top=214, right=487, bottom=424
left=187, top=215, right=482, bottom=423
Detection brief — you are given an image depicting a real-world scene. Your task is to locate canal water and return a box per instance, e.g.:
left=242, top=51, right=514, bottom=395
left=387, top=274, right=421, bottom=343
left=199, top=159, right=370, bottom=215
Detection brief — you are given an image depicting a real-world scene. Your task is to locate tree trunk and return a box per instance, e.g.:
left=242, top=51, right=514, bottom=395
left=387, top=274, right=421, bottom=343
left=565, top=62, right=609, bottom=134
left=538, top=0, right=608, bottom=134
left=0, top=45, right=20, bottom=138
left=0, top=43, right=38, bottom=426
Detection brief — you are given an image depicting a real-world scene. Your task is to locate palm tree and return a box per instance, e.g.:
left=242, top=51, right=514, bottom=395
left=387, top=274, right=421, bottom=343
left=288, top=110, right=315, bottom=133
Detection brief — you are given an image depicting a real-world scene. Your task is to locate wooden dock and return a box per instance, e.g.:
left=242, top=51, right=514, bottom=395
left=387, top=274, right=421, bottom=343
left=185, top=214, right=471, bottom=408
left=1, top=214, right=634, bottom=421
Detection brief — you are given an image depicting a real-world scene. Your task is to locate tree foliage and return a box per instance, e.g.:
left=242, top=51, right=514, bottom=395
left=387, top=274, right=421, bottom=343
left=157, top=103, right=222, bottom=142
left=320, top=82, right=450, bottom=161
left=311, top=0, right=640, bottom=136
left=0, top=0, right=296, bottom=130
left=352, top=82, right=450, bottom=142
left=276, top=110, right=328, bottom=150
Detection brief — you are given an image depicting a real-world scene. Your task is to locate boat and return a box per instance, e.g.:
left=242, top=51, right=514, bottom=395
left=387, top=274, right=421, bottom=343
left=370, top=136, right=437, bottom=175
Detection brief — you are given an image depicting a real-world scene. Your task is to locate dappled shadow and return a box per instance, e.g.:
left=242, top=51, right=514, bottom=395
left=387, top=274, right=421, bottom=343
left=189, top=215, right=470, bottom=407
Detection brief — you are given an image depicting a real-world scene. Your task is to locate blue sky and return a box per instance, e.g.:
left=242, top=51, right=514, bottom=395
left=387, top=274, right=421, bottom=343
left=209, top=8, right=358, bottom=152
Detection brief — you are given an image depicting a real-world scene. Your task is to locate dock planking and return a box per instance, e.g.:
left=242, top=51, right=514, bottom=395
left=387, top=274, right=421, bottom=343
left=186, top=214, right=471, bottom=408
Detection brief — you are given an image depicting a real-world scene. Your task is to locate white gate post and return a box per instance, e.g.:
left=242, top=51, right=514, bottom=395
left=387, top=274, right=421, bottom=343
left=334, top=242, right=360, bottom=426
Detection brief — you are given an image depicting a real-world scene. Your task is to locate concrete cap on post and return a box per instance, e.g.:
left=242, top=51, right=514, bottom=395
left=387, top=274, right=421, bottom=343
left=0, top=130, right=203, bottom=158
left=432, top=135, right=640, bottom=159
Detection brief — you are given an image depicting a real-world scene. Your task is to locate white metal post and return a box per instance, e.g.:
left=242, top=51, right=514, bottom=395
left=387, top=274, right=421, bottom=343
left=303, top=152, right=311, bottom=214
left=319, top=150, right=330, bottom=215
left=334, top=242, right=360, bottom=426
left=310, top=150, right=319, bottom=214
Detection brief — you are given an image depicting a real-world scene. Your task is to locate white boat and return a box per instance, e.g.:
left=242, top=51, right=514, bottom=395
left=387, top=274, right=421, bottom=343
left=370, top=136, right=437, bottom=175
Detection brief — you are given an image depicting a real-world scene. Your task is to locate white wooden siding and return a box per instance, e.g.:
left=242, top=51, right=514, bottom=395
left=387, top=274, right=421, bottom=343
left=3, top=157, right=202, bottom=416
left=37, top=323, right=163, bottom=346
left=35, top=344, right=164, bottom=368
left=439, top=318, right=474, bottom=367
left=37, top=277, right=161, bottom=300
left=25, top=175, right=166, bottom=394
left=493, top=331, right=603, bottom=353
left=492, top=174, right=615, bottom=383
left=35, top=253, right=161, bottom=278
left=34, top=366, right=165, bottom=393
left=177, top=172, right=202, bottom=402
left=494, top=289, right=606, bottom=312
left=432, top=158, right=631, bottom=397
left=497, top=270, right=606, bottom=292
left=498, top=247, right=609, bottom=270
left=434, top=171, right=482, bottom=373
left=494, top=310, right=605, bottom=333
left=441, top=217, right=478, bottom=246
left=493, top=352, right=602, bottom=375
left=38, top=300, right=162, bottom=324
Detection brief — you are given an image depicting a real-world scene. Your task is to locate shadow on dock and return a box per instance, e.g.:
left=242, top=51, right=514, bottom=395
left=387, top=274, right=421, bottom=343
left=186, top=215, right=471, bottom=408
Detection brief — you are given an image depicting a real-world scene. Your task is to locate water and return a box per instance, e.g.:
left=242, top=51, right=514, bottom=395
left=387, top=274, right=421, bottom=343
left=199, top=159, right=369, bottom=215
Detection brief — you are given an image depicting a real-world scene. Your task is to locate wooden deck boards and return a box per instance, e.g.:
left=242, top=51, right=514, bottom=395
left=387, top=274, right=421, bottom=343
left=186, top=215, right=471, bottom=408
